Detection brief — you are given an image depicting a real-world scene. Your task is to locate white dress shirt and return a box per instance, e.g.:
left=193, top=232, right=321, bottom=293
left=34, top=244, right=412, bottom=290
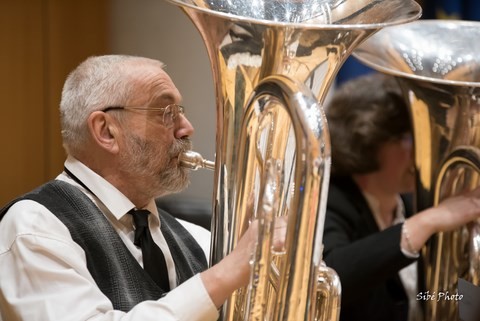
left=0, top=156, right=217, bottom=321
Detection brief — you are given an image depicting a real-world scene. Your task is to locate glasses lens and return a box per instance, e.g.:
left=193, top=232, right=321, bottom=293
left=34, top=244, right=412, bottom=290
left=162, top=105, right=185, bottom=127
left=177, top=105, right=184, bottom=116
left=162, top=105, right=174, bottom=127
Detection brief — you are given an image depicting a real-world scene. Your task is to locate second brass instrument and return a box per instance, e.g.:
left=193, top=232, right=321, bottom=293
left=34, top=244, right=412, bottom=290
left=354, top=19, right=480, bottom=321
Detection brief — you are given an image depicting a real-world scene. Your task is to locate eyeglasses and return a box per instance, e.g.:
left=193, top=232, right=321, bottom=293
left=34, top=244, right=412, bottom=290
left=102, top=104, right=185, bottom=128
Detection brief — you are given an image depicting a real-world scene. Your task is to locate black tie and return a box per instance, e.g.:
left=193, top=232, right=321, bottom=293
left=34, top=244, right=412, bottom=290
left=129, top=209, right=170, bottom=291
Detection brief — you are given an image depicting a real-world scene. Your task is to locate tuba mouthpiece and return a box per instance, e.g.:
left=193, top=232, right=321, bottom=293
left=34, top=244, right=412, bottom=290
left=179, top=150, right=215, bottom=171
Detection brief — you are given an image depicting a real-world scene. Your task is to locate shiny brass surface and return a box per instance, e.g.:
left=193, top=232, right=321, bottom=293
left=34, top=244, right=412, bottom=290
left=179, top=150, right=215, bottom=170
left=170, top=0, right=421, bottom=320
left=353, top=19, right=480, bottom=321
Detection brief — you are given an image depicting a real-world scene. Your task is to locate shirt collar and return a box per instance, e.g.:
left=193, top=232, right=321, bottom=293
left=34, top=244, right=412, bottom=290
left=61, top=155, right=160, bottom=222
left=362, top=191, right=405, bottom=230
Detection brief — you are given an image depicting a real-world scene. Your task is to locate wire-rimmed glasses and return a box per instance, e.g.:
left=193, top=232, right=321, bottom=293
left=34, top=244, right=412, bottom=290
left=102, top=104, right=185, bottom=128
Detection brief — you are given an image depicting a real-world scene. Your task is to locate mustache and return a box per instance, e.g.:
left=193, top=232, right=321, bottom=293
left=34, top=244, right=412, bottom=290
left=169, top=138, right=192, bottom=156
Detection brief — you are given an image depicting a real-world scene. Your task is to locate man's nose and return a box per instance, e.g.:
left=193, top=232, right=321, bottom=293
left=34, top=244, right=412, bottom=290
left=174, top=114, right=194, bottom=139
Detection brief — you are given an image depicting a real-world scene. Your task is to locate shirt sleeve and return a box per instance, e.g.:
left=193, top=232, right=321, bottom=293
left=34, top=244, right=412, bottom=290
left=0, top=200, right=219, bottom=321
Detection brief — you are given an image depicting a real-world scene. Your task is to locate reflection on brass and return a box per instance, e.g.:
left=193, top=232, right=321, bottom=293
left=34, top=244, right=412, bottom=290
left=354, top=20, right=480, bottom=321
left=168, top=0, right=421, bottom=320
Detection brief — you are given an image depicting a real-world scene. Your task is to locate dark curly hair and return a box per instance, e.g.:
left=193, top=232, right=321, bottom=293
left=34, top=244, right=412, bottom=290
left=326, top=73, right=411, bottom=176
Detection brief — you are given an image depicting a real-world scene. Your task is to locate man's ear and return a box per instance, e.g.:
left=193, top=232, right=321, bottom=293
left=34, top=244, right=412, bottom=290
left=87, top=111, right=120, bottom=153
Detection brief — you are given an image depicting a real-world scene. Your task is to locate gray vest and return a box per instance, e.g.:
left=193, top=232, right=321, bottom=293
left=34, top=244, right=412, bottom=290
left=0, top=180, right=208, bottom=311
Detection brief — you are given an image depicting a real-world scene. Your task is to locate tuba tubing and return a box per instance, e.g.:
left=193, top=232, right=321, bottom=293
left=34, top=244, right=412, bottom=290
left=166, top=1, right=422, bottom=320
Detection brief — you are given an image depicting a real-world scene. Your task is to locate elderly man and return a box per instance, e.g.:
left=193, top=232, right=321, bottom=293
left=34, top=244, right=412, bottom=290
left=0, top=55, right=255, bottom=321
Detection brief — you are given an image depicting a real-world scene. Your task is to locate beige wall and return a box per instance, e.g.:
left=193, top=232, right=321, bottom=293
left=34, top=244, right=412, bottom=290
left=109, top=0, right=216, bottom=202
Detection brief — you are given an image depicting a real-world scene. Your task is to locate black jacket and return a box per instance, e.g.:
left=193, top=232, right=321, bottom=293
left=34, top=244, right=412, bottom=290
left=323, top=176, right=418, bottom=321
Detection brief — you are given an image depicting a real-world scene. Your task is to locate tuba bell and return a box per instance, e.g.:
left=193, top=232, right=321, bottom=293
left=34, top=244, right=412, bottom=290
left=353, top=19, right=480, bottom=321
left=169, top=0, right=421, bottom=320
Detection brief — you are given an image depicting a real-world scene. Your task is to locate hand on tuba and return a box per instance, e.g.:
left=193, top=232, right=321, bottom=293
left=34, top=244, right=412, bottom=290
left=200, top=216, right=288, bottom=309
left=403, top=186, right=480, bottom=253
left=199, top=220, right=258, bottom=308
left=432, top=186, right=480, bottom=230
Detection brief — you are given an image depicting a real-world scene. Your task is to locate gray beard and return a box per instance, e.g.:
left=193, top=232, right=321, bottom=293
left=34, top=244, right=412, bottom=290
left=121, top=135, right=192, bottom=195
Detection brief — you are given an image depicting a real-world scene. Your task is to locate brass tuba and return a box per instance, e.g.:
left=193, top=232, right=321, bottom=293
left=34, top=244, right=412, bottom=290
left=171, top=0, right=421, bottom=320
left=353, top=20, right=480, bottom=321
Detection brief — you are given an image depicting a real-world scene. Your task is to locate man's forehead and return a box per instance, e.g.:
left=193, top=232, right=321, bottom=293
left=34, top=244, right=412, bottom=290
left=150, top=92, right=180, bottom=105
left=134, top=66, right=182, bottom=104
left=150, top=77, right=181, bottom=102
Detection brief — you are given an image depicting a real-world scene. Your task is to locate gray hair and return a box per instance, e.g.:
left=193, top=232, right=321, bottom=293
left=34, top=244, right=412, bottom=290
left=59, top=55, right=165, bottom=155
